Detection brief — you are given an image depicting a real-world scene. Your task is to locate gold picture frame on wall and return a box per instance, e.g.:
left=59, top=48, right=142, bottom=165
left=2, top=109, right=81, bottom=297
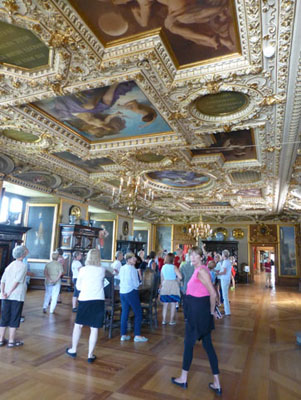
left=24, top=203, right=58, bottom=262
left=278, top=225, right=299, bottom=278
left=91, top=219, right=116, bottom=262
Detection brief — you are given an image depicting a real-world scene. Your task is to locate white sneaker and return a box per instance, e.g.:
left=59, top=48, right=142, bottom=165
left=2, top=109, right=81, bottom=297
left=134, top=336, right=148, bottom=343
left=169, top=321, right=176, bottom=326
left=120, top=335, right=131, bottom=341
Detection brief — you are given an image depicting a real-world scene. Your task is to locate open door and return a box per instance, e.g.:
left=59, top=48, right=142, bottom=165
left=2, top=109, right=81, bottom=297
left=250, top=245, right=276, bottom=285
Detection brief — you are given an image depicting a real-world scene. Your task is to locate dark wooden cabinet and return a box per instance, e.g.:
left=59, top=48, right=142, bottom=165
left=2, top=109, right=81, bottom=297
left=60, top=224, right=100, bottom=252
left=116, top=240, right=146, bottom=255
left=0, top=224, right=31, bottom=278
left=59, top=224, right=101, bottom=286
left=201, top=240, right=238, bottom=260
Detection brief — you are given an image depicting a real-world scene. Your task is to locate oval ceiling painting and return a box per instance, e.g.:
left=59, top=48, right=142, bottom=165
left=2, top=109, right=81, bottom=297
left=146, top=171, right=210, bottom=189
left=2, top=129, right=39, bottom=143
left=195, top=91, right=249, bottom=116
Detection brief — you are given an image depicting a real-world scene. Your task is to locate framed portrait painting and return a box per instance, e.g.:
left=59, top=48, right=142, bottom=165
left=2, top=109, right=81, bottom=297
left=92, top=220, right=115, bottom=262
left=279, top=226, right=298, bottom=277
left=24, top=204, right=58, bottom=262
left=155, top=225, right=172, bottom=253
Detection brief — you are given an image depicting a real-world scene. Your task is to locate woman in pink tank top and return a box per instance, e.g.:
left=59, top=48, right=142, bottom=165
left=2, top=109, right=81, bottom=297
left=171, top=246, right=222, bottom=395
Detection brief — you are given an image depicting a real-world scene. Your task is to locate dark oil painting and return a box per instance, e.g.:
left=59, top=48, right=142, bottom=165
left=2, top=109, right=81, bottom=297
left=70, top=0, right=240, bottom=66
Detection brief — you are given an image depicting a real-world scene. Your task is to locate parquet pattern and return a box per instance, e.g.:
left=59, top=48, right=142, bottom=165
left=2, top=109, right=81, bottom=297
left=1, top=274, right=301, bottom=400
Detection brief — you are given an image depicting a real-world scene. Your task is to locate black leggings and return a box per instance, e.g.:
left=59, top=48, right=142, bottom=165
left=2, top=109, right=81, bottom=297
left=182, top=332, right=219, bottom=374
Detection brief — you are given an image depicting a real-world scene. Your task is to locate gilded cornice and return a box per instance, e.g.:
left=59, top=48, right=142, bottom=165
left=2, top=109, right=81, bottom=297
left=0, top=0, right=299, bottom=222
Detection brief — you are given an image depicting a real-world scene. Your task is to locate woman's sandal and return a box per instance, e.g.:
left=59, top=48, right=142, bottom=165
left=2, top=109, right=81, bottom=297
left=7, top=341, right=24, bottom=348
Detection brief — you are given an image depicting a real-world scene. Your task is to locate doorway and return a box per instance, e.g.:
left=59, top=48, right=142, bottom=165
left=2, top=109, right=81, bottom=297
left=250, top=245, right=276, bottom=286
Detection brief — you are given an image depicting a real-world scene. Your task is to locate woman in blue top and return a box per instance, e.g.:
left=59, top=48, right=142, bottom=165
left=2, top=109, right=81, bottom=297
left=160, top=253, right=182, bottom=325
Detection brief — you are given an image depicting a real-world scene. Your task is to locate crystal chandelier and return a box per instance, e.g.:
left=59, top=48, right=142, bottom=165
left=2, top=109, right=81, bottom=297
left=189, top=217, right=212, bottom=242
left=112, top=175, right=154, bottom=216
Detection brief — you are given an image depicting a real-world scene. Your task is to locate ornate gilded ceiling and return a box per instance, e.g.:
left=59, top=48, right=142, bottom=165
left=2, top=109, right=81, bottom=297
left=0, top=0, right=300, bottom=223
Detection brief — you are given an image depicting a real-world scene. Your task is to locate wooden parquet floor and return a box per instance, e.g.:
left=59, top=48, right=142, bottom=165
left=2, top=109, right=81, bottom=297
left=1, top=274, right=301, bottom=400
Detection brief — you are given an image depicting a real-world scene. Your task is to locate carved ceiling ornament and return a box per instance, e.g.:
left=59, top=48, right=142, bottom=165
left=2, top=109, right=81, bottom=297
left=249, top=223, right=277, bottom=243
left=0, top=0, right=299, bottom=223
left=186, top=83, right=266, bottom=124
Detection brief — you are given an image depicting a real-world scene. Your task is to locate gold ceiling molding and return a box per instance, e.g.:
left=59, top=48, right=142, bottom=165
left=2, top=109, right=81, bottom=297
left=0, top=0, right=298, bottom=223
left=0, top=2, right=104, bottom=106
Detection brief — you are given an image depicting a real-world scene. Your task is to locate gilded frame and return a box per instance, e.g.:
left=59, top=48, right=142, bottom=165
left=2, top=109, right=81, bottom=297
left=278, top=225, right=299, bottom=278
left=24, top=203, right=58, bottom=262
left=91, top=219, right=116, bottom=262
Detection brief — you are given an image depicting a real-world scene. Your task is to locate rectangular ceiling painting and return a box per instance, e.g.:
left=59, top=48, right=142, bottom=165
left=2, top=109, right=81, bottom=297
left=70, top=0, right=240, bottom=66
left=191, top=129, right=256, bottom=162
left=31, top=81, right=171, bottom=142
left=53, top=151, right=114, bottom=172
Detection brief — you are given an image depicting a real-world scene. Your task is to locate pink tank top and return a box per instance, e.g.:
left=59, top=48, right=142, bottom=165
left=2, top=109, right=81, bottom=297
left=186, top=265, right=210, bottom=298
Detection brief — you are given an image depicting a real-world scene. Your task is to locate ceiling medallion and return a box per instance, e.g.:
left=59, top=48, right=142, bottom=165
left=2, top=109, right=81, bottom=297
left=194, top=91, right=249, bottom=117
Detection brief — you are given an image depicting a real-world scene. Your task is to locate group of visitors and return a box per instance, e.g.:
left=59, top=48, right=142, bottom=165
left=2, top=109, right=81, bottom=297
left=1, top=243, right=242, bottom=396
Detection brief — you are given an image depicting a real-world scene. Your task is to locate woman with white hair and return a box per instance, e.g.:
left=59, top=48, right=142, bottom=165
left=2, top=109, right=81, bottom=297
left=66, top=249, right=105, bottom=363
left=216, top=250, right=232, bottom=316
left=0, top=245, right=28, bottom=347
left=119, top=252, right=148, bottom=342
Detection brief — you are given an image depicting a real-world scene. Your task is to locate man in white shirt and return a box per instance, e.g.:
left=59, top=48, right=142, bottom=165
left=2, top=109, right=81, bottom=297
left=119, top=252, right=148, bottom=343
left=111, top=251, right=124, bottom=285
left=216, top=250, right=232, bottom=316
left=43, top=252, right=64, bottom=314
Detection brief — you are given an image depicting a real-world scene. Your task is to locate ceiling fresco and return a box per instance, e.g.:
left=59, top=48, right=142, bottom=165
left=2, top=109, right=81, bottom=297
left=234, top=189, right=262, bottom=197
left=70, top=0, right=240, bottom=66
left=0, top=0, right=300, bottom=224
left=53, top=152, right=114, bottom=172
left=31, top=81, right=171, bottom=142
left=146, top=171, right=210, bottom=188
left=191, top=129, right=256, bottom=162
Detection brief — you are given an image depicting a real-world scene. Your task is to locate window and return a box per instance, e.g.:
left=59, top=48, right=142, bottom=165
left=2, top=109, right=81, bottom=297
left=0, top=194, right=25, bottom=224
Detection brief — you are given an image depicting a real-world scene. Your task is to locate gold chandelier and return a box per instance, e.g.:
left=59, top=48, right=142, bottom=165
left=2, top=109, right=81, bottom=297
left=189, top=216, right=212, bottom=242
left=112, top=175, right=154, bottom=215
